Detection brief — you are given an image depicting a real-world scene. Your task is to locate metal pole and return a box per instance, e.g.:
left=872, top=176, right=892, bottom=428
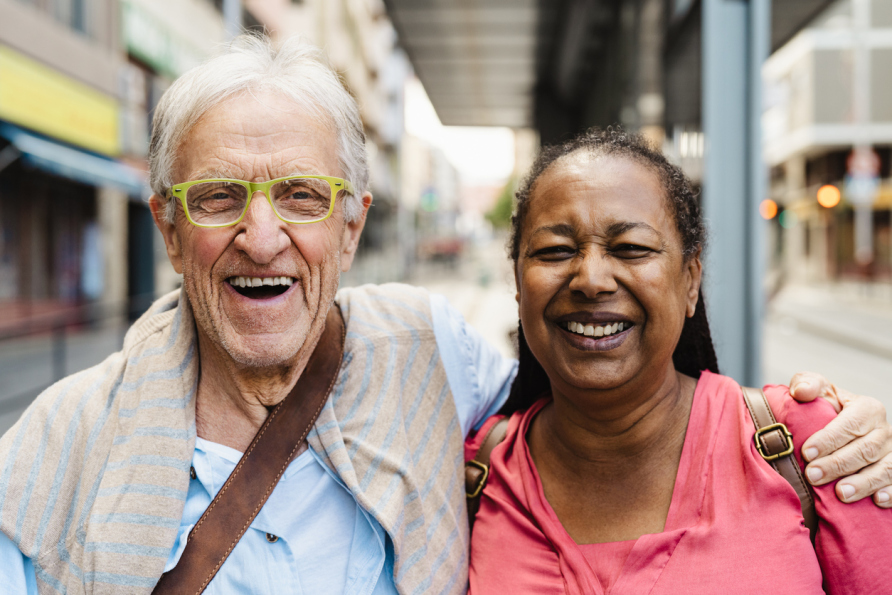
left=223, top=0, right=242, bottom=41
left=851, top=0, right=874, bottom=267
left=702, top=0, right=769, bottom=385
left=747, top=0, right=770, bottom=386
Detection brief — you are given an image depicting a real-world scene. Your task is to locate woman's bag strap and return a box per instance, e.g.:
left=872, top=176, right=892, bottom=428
left=741, top=385, right=818, bottom=543
left=465, top=417, right=510, bottom=530
left=152, top=305, right=346, bottom=595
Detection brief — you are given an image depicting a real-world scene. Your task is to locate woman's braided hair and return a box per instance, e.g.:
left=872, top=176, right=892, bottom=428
left=499, top=126, right=719, bottom=416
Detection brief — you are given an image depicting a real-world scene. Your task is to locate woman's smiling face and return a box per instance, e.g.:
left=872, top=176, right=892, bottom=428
left=515, top=151, right=702, bottom=396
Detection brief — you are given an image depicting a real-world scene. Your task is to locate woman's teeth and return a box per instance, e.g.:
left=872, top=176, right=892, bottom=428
left=564, top=321, right=626, bottom=337
left=228, top=276, right=294, bottom=288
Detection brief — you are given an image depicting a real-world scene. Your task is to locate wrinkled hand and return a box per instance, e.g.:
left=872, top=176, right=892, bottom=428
left=789, top=372, right=892, bottom=507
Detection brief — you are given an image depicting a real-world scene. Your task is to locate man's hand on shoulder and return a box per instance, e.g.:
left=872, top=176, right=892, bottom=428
left=789, top=371, right=892, bottom=508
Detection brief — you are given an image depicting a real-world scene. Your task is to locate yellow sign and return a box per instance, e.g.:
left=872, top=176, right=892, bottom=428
left=0, top=45, right=119, bottom=155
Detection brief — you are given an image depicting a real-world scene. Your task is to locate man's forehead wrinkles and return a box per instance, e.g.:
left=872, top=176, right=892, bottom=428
left=187, top=151, right=330, bottom=182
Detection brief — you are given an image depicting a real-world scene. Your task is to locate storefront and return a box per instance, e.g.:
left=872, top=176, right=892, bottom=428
left=0, top=45, right=144, bottom=330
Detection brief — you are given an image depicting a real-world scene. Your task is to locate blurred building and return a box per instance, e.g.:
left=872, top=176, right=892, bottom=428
left=763, top=0, right=892, bottom=284
left=400, top=133, right=462, bottom=267
left=0, top=0, right=144, bottom=332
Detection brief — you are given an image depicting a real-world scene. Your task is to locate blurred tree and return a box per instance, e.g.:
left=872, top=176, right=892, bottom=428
left=486, top=176, right=517, bottom=229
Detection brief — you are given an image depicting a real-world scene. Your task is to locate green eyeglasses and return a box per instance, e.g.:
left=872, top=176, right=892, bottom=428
left=168, top=175, right=355, bottom=228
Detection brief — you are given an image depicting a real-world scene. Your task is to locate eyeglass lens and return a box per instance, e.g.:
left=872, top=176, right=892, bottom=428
left=185, top=178, right=333, bottom=225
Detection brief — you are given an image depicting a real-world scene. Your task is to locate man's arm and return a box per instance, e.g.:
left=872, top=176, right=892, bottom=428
left=0, top=531, right=37, bottom=593
left=789, top=372, right=892, bottom=507
left=430, top=294, right=518, bottom=438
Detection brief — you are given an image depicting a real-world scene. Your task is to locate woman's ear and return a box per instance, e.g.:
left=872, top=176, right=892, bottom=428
left=684, top=250, right=702, bottom=318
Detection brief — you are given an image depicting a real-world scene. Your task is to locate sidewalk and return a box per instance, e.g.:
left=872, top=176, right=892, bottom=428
left=0, top=322, right=127, bottom=435
left=767, top=283, right=892, bottom=361
left=763, top=283, right=892, bottom=407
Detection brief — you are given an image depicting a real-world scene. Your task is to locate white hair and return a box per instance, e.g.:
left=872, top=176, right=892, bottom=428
left=149, top=34, right=367, bottom=223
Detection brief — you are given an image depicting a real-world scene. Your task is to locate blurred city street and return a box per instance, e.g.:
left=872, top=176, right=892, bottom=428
left=1, top=0, right=892, bottom=450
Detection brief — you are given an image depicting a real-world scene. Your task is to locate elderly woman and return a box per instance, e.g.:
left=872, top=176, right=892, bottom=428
left=467, top=128, right=892, bottom=594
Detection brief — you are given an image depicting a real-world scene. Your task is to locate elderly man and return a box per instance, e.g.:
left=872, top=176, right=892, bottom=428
left=1, top=35, right=891, bottom=594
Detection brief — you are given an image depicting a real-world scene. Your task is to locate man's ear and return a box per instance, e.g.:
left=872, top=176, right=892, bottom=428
left=684, top=250, right=703, bottom=318
left=339, top=192, right=373, bottom=272
left=149, top=195, right=183, bottom=274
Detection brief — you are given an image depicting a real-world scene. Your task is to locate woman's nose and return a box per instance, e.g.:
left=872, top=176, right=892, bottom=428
left=567, top=250, right=618, bottom=297
left=233, top=192, right=290, bottom=264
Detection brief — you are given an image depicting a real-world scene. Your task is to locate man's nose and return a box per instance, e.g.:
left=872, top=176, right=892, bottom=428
left=567, top=249, right=619, bottom=298
left=233, top=192, right=290, bottom=264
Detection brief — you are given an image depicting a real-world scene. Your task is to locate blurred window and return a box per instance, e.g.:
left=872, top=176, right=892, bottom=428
left=814, top=49, right=854, bottom=124
left=872, top=0, right=892, bottom=27
left=872, top=49, right=892, bottom=123
left=70, top=0, right=86, bottom=34
left=811, top=0, right=853, bottom=30
left=43, top=0, right=92, bottom=37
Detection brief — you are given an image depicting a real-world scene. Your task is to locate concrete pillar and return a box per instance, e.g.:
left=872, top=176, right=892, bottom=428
left=782, top=206, right=806, bottom=284
left=97, top=187, right=128, bottom=312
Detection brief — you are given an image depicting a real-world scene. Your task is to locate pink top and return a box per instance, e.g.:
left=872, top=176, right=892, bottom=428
left=465, top=372, right=892, bottom=594
left=578, top=540, right=636, bottom=591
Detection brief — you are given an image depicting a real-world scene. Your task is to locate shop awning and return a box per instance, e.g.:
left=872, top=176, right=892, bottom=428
left=0, top=123, right=146, bottom=196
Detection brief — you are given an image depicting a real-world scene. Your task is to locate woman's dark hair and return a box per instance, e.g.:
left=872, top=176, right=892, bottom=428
left=499, top=126, right=719, bottom=416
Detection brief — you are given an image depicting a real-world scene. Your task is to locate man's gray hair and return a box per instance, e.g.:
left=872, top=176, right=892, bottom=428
left=149, top=34, right=367, bottom=223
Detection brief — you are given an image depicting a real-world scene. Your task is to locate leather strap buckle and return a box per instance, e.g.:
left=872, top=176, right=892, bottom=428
left=465, top=460, right=490, bottom=499
left=754, top=422, right=795, bottom=461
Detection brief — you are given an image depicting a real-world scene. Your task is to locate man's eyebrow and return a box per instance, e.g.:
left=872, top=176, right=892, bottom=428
left=605, top=221, right=663, bottom=238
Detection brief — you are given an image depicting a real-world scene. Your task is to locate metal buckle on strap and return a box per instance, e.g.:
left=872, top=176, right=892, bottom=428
left=754, top=422, right=795, bottom=461
left=465, top=460, right=490, bottom=498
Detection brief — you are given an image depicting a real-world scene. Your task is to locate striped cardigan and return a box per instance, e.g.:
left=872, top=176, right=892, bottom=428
left=0, top=283, right=468, bottom=594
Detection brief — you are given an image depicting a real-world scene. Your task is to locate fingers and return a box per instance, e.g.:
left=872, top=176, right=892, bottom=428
left=788, top=371, right=825, bottom=404
left=802, top=394, right=886, bottom=463
left=805, top=427, right=889, bottom=485
left=826, top=454, right=892, bottom=507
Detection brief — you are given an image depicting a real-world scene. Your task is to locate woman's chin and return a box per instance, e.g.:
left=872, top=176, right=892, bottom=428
left=552, top=360, right=639, bottom=393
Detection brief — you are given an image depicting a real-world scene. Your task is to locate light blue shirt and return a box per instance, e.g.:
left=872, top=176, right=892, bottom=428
left=0, top=294, right=517, bottom=593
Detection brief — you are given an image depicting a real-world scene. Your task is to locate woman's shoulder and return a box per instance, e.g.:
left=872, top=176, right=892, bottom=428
left=696, top=371, right=836, bottom=427
left=465, top=414, right=509, bottom=462
left=464, top=398, right=550, bottom=462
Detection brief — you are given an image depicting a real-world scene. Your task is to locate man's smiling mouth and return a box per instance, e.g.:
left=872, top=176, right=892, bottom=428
left=227, top=276, right=295, bottom=299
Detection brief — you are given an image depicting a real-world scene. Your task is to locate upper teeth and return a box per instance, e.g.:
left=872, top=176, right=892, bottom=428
left=565, top=321, right=626, bottom=337
left=228, top=276, right=294, bottom=288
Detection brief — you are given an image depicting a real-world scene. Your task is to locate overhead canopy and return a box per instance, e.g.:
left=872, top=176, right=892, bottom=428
left=383, top=0, right=538, bottom=127
left=385, top=0, right=838, bottom=134
left=0, top=122, right=147, bottom=196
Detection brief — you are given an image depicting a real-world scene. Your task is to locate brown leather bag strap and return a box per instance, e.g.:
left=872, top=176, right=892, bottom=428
left=152, top=305, right=345, bottom=595
left=741, top=385, right=818, bottom=543
left=465, top=417, right=509, bottom=531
